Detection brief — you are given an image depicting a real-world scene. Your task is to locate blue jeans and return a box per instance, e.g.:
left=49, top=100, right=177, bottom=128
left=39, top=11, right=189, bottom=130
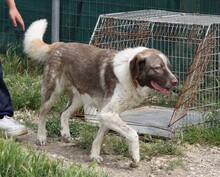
left=0, top=60, right=13, bottom=119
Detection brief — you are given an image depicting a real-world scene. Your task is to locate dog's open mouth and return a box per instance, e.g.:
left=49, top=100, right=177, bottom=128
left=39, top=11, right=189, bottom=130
left=151, top=80, right=170, bottom=95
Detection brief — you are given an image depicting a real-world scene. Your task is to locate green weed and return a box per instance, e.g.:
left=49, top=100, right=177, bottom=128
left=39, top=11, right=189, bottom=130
left=2, top=44, right=43, bottom=75
left=0, top=138, right=108, bottom=177
left=102, top=133, right=129, bottom=156
left=165, top=158, right=186, bottom=171
left=2, top=46, right=42, bottom=110
left=5, top=72, right=42, bottom=110
left=140, top=139, right=183, bottom=160
left=180, top=111, right=220, bottom=145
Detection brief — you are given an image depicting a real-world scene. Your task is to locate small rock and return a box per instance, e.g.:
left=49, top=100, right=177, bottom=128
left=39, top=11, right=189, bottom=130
left=190, top=167, right=195, bottom=171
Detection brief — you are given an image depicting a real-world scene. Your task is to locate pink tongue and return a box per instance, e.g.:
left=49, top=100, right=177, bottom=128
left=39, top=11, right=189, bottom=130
left=151, top=81, right=170, bottom=95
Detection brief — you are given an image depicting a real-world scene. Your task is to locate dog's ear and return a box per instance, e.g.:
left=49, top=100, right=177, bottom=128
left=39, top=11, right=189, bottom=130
left=130, top=54, right=146, bottom=80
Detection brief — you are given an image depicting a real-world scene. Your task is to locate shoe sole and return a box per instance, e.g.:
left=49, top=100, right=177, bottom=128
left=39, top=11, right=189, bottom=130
left=6, top=128, right=28, bottom=137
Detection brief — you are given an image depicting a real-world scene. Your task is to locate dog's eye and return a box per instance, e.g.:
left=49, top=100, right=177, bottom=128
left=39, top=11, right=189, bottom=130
left=154, top=66, right=162, bottom=70
left=138, top=60, right=146, bottom=69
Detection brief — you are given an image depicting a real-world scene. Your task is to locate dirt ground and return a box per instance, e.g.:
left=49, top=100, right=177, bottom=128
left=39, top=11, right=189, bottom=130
left=16, top=128, right=220, bottom=177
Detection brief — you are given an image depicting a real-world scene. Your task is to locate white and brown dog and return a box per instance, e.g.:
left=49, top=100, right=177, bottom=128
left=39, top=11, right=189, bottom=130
left=23, top=19, right=178, bottom=164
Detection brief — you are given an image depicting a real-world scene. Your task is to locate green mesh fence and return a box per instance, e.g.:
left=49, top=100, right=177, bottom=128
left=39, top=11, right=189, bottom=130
left=0, top=0, right=219, bottom=53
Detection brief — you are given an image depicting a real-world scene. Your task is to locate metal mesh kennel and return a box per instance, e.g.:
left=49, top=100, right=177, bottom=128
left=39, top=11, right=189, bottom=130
left=83, top=9, right=220, bottom=136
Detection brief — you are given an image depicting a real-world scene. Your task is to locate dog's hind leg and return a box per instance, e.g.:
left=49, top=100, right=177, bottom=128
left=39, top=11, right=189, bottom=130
left=37, top=84, right=62, bottom=146
left=90, top=124, right=108, bottom=163
left=60, top=91, right=83, bottom=143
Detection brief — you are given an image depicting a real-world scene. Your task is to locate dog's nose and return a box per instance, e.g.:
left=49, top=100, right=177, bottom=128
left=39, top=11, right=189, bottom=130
left=170, top=77, right=178, bottom=86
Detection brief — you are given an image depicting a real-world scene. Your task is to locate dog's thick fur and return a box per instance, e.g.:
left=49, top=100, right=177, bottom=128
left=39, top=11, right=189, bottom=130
left=23, top=19, right=178, bottom=164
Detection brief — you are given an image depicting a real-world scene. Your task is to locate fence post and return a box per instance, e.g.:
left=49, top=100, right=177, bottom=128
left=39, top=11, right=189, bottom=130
left=51, top=0, right=60, bottom=43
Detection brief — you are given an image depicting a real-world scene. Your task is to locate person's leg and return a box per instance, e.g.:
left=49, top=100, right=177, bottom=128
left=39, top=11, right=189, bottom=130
left=0, top=60, right=27, bottom=136
left=0, top=62, right=13, bottom=118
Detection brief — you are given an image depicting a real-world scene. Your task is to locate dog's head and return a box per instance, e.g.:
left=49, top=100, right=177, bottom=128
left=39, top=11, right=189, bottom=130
left=130, top=48, right=178, bottom=95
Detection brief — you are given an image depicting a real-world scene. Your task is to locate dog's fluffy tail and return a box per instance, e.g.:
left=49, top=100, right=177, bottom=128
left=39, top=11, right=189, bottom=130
left=23, top=19, right=51, bottom=62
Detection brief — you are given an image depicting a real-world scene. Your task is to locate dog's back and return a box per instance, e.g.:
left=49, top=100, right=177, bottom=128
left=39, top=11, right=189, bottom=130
left=23, top=19, right=119, bottom=107
left=44, top=43, right=118, bottom=103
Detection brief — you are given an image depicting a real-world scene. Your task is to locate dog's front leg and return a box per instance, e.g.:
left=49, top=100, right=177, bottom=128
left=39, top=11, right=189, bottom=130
left=99, top=112, right=140, bottom=163
left=90, top=124, right=108, bottom=163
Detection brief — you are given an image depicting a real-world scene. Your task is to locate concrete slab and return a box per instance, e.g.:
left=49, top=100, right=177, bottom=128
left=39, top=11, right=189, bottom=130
left=121, top=106, right=174, bottom=138
left=84, top=106, right=202, bottom=138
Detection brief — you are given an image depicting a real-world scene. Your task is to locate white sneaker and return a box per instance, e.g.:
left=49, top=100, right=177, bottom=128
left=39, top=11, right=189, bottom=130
left=0, top=116, right=28, bottom=137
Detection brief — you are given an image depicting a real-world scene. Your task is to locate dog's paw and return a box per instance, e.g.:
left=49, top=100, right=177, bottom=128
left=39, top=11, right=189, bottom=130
left=36, top=139, right=48, bottom=146
left=131, top=156, right=140, bottom=164
left=62, top=135, right=73, bottom=143
left=90, top=154, right=103, bottom=164
left=129, top=157, right=140, bottom=168
left=129, top=161, right=139, bottom=168
left=36, top=136, right=48, bottom=146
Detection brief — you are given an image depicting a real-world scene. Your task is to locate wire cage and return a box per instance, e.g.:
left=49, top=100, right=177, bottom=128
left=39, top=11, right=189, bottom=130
left=82, top=9, right=220, bottom=137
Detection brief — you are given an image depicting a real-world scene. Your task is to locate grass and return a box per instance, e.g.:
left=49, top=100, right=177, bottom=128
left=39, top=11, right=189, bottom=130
left=5, top=72, right=42, bottom=110
left=180, top=125, right=220, bottom=145
left=179, top=111, right=220, bottom=146
left=0, top=138, right=108, bottom=177
left=2, top=44, right=43, bottom=75
left=165, top=158, right=185, bottom=171
left=140, top=139, right=183, bottom=160
left=1, top=45, right=43, bottom=110
left=1, top=47, right=220, bottom=174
